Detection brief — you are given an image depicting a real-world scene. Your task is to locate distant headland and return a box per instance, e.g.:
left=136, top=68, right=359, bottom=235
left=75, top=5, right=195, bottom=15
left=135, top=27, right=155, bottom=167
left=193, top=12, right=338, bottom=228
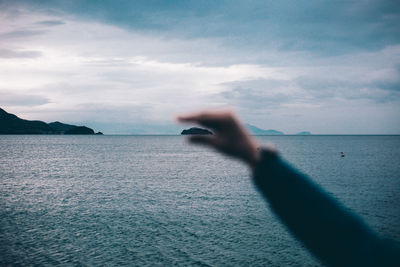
left=180, top=125, right=311, bottom=136
left=245, top=124, right=284, bottom=135
left=245, top=124, right=312, bottom=135
left=181, top=127, right=213, bottom=135
left=0, top=107, right=102, bottom=135
left=296, top=131, right=312, bottom=135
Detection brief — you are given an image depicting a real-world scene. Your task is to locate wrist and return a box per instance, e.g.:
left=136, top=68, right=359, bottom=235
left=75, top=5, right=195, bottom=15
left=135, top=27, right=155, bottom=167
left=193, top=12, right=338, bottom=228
left=246, top=143, right=262, bottom=170
left=250, top=145, right=278, bottom=172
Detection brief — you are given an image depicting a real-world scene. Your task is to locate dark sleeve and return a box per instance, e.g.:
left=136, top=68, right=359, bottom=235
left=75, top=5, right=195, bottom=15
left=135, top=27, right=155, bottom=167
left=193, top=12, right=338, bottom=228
left=253, top=149, right=400, bottom=267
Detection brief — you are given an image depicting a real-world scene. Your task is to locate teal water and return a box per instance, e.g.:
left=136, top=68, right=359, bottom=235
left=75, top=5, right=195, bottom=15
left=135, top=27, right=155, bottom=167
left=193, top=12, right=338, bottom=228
left=1, top=135, right=399, bottom=266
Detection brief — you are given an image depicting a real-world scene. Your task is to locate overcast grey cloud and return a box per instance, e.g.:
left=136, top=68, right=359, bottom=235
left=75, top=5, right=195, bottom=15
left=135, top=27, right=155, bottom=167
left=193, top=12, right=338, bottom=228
left=0, top=48, right=42, bottom=58
left=0, top=0, right=399, bottom=134
left=35, top=20, right=65, bottom=26
left=4, top=0, right=399, bottom=55
left=0, top=30, right=46, bottom=39
left=220, top=79, right=296, bottom=108
left=0, top=91, right=50, bottom=106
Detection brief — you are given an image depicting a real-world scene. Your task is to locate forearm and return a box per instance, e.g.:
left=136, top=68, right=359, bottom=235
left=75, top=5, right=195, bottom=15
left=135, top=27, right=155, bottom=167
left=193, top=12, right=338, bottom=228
left=253, top=149, right=400, bottom=266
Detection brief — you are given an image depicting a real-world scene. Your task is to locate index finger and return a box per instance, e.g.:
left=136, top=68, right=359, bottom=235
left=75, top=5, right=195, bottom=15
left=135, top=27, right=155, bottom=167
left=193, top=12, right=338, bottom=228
left=177, top=111, right=235, bottom=130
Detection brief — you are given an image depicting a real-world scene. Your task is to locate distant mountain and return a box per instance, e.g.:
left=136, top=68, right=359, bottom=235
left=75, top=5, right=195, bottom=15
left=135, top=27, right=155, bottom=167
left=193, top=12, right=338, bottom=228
left=297, top=131, right=311, bottom=135
left=48, top=121, right=77, bottom=133
left=0, top=107, right=54, bottom=134
left=0, top=107, right=100, bottom=135
left=181, top=127, right=213, bottom=135
left=245, top=123, right=284, bottom=135
left=65, top=126, right=95, bottom=135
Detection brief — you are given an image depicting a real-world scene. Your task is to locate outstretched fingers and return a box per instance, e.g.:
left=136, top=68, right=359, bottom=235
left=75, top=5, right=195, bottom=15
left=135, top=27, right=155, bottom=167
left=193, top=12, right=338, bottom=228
left=177, top=109, right=262, bottom=167
left=177, top=111, right=235, bottom=132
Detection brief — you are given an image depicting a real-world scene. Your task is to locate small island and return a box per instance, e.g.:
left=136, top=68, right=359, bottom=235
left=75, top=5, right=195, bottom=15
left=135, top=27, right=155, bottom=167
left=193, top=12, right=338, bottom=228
left=181, top=127, right=213, bottom=135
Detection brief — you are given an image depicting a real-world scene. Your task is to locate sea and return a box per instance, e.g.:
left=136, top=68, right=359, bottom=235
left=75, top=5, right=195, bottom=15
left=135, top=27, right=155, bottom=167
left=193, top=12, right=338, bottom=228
left=1, top=135, right=399, bottom=266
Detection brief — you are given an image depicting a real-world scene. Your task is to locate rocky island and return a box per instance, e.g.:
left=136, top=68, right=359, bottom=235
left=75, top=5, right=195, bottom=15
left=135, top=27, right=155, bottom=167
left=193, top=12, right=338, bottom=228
left=0, top=107, right=102, bottom=135
left=181, top=127, right=213, bottom=135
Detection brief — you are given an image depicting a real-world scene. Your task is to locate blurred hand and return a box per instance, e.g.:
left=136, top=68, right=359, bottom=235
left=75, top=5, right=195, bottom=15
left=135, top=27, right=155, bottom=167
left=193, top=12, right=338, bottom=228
left=177, top=110, right=261, bottom=169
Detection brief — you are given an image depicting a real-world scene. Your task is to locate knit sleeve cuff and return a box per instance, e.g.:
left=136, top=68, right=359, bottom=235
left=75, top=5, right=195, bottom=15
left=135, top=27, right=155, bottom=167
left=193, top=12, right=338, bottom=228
left=252, top=147, right=280, bottom=185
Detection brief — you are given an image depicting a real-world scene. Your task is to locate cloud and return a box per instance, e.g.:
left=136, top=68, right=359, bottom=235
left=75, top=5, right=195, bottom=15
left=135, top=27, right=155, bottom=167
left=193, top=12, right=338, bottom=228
left=0, top=91, right=50, bottom=107
left=0, top=30, right=46, bottom=39
left=35, top=20, right=65, bottom=26
left=295, top=75, right=400, bottom=103
left=0, top=3, right=399, bottom=134
left=0, top=48, right=42, bottom=58
left=219, top=78, right=297, bottom=108
left=3, top=0, right=399, bottom=56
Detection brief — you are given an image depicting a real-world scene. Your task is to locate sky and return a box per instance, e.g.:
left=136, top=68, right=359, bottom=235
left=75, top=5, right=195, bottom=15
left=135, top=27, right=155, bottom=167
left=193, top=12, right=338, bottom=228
left=0, top=0, right=399, bottom=134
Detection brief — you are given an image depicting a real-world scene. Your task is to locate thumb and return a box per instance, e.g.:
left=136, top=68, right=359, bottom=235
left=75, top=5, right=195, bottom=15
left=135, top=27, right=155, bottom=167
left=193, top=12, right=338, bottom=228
left=187, top=135, right=217, bottom=148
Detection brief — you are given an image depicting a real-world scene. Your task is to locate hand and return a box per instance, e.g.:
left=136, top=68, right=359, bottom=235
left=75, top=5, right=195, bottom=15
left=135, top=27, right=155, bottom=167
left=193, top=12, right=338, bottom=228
left=177, top=110, right=261, bottom=169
